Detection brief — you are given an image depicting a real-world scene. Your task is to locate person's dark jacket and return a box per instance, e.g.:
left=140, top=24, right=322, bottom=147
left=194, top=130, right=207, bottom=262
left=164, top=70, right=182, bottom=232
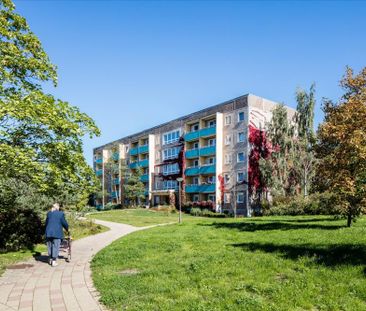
left=45, top=210, right=69, bottom=239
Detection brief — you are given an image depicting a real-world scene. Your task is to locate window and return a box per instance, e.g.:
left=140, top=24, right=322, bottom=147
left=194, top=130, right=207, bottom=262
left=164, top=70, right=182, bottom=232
left=224, top=173, right=230, bottom=184
left=208, top=194, right=215, bottom=202
left=143, top=168, right=148, bottom=175
left=224, top=193, right=231, bottom=203
left=207, top=120, right=216, bottom=128
left=225, top=135, right=232, bottom=145
left=163, top=130, right=180, bottom=145
left=193, top=159, right=199, bottom=167
left=163, top=180, right=178, bottom=190
left=155, top=151, right=160, bottom=161
left=238, top=132, right=245, bottom=143
left=237, top=152, right=245, bottom=163
left=193, top=142, right=199, bottom=149
left=237, top=192, right=244, bottom=203
left=238, top=111, right=245, bottom=122
left=163, top=147, right=181, bottom=160
left=163, top=163, right=179, bottom=175
left=224, top=154, right=232, bottom=164
left=225, top=115, right=232, bottom=125
left=207, top=176, right=215, bottom=184
left=207, top=157, right=215, bottom=165
left=191, top=124, right=199, bottom=132
left=193, top=177, right=199, bottom=185
left=125, top=146, right=129, bottom=153
left=237, top=171, right=244, bottom=182
left=193, top=194, right=199, bottom=202
left=208, top=138, right=216, bottom=146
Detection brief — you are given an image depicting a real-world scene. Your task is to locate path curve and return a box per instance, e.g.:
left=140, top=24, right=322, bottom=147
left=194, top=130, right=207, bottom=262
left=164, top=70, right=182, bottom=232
left=0, top=220, right=144, bottom=311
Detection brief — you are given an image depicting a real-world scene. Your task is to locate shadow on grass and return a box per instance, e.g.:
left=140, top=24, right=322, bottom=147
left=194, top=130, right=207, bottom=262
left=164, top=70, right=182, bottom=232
left=232, top=242, right=366, bottom=272
left=203, top=221, right=344, bottom=232
left=248, top=217, right=338, bottom=223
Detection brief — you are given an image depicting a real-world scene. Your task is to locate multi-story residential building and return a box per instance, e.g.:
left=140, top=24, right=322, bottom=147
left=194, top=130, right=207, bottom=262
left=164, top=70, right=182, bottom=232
left=93, top=94, right=295, bottom=216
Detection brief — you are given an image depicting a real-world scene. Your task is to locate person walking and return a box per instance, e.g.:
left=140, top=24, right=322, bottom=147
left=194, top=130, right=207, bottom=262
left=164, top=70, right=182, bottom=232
left=45, top=203, right=69, bottom=267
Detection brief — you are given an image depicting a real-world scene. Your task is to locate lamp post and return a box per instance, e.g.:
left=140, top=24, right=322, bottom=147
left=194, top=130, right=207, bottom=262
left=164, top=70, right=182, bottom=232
left=176, top=177, right=183, bottom=224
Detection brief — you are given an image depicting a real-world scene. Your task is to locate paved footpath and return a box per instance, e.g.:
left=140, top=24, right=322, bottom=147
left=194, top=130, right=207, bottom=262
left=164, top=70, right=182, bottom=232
left=0, top=220, right=144, bottom=311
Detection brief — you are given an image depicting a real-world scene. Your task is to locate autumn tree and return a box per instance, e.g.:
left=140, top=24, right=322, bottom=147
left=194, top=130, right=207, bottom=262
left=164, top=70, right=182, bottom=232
left=0, top=0, right=100, bottom=207
left=316, top=67, right=366, bottom=227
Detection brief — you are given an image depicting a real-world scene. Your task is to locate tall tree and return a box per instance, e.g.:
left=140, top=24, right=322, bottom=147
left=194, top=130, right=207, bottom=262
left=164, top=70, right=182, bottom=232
left=0, top=0, right=100, bottom=206
left=316, top=67, right=366, bottom=227
left=124, top=166, right=145, bottom=207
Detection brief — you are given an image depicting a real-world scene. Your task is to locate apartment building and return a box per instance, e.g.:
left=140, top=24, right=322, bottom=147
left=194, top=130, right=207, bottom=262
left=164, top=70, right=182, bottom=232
left=93, top=94, right=295, bottom=216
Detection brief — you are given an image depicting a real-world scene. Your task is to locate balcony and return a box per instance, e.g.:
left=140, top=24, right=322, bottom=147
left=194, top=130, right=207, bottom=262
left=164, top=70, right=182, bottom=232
left=95, top=158, right=103, bottom=164
left=112, top=153, right=119, bottom=161
left=138, top=145, right=149, bottom=154
left=184, top=126, right=216, bottom=142
left=185, top=166, right=200, bottom=176
left=185, top=148, right=199, bottom=159
left=199, top=126, right=216, bottom=138
left=113, top=178, right=120, bottom=185
left=185, top=184, right=200, bottom=193
left=111, top=191, right=118, bottom=198
left=129, top=159, right=149, bottom=169
left=185, top=184, right=215, bottom=193
left=96, top=169, right=103, bottom=176
left=130, top=147, right=138, bottom=156
left=200, top=183, right=216, bottom=193
left=199, top=146, right=215, bottom=157
left=140, top=174, right=149, bottom=182
left=200, top=164, right=216, bottom=175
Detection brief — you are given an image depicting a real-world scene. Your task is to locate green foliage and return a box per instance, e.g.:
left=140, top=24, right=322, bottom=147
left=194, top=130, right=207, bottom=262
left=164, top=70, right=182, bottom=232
left=0, top=0, right=100, bottom=207
left=262, top=192, right=337, bottom=216
left=124, top=166, right=145, bottom=207
left=190, top=207, right=226, bottom=218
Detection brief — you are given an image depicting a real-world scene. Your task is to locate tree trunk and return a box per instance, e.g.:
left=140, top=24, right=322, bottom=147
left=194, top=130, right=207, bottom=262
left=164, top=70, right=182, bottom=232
left=347, top=214, right=352, bottom=227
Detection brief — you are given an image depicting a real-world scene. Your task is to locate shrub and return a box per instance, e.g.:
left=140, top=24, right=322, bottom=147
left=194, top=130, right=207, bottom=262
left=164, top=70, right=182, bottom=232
left=263, top=192, right=337, bottom=216
left=190, top=207, right=202, bottom=216
left=151, top=205, right=176, bottom=213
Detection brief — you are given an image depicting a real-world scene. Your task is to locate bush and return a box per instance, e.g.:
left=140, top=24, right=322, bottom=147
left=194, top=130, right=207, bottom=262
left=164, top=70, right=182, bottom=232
left=189, top=207, right=226, bottom=218
left=263, top=192, right=337, bottom=216
left=151, top=205, right=176, bottom=213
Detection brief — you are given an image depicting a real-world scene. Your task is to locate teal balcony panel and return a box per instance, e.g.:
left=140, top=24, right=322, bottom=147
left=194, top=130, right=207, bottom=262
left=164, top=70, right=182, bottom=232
left=200, top=165, right=216, bottom=175
left=113, top=178, right=120, bottom=185
left=111, top=191, right=118, bottom=198
left=96, top=169, right=103, bottom=176
left=129, top=161, right=138, bottom=169
left=140, top=159, right=149, bottom=167
left=200, top=184, right=216, bottom=193
left=200, top=146, right=216, bottom=156
left=140, top=174, right=149, bottom=182
left=199, top=126, right=216, bottom=138
left=184, top=131, right=199, bottom=142
left=130, top=147, right=138, bottom=156
left=95, top=158, right=103, bottom=164
left=138, top=145, right=149, bottom=154
left=185, top=167, right=200, bottom=176
left=185, top=184, right=200, bottom=193
left=185, top=149, right=199, bottom=159
left=112, top=153, right=119, bottom=161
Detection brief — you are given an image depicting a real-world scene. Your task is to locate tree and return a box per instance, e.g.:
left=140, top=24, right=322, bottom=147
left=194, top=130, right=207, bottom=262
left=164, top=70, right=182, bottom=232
left=124, top=166, right=145, bottom=207
left=0, top=0, right=100, bottom=206
left=316, top=67, right=366, bottom=227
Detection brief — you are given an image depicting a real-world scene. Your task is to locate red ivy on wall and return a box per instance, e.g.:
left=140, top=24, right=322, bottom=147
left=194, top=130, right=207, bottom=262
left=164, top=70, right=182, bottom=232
left=218, top=174, right=225, bottom=204
left=248, top=125, right=272, bottom=195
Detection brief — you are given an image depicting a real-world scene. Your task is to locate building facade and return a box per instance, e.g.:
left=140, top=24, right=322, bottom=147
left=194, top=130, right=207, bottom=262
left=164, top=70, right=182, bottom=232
left=93, top=94, right=295, bottom=215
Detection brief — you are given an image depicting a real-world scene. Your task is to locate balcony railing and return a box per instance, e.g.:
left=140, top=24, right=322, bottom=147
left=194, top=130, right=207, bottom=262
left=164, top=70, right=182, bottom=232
left=185, top=183, right=216, bottom=193
left=184, top=126, right=216, bottom=142
left=113, top=178, right=120, bottom=185
left=139, top=145, right=149, bottom=154
left=111, top=191, right=118, bottom=198
left=96, top=169, right=103, bottom=176
left=199, top=145, right=215, bottom=156
left=200, top=164, right=216, bottom=175
left=95, top=158, right=103, bottom=164
left=140, top=174, right=149, bottom=182
left=185, top=148, right=199, bottom=159
left=185, top=166, right=200, bottom=176
left=112, top=153, right=119, bottom=161
left=130, top=159, right=149, bottom=169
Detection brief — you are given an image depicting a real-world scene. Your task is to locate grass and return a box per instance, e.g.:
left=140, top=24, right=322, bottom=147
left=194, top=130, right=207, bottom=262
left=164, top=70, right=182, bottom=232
left=88, top=208, right=197, bottom=227
left=91, top=215, right=366, bottom=311
left=0, top=214, right=108, bottom=276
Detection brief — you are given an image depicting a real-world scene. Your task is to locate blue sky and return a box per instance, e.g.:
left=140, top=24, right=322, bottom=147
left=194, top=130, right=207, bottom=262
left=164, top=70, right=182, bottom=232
left=14, top=0, right=366, bottom=165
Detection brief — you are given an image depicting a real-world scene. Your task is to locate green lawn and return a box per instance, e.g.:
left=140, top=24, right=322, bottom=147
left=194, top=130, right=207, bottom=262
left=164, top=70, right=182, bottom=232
left=88, top=208, right=197, bottom=227
left=91, top=215, right=366, bottom=311
left=0, top=216, right=108, bottom=276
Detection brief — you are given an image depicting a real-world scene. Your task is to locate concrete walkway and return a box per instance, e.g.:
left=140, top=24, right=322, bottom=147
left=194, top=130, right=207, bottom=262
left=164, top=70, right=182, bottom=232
left=0, top=220, right=143, bottom=311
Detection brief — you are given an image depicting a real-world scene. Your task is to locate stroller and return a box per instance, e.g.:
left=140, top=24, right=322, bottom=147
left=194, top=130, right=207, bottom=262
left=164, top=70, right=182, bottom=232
left=60, top=232, right=72, bottom=262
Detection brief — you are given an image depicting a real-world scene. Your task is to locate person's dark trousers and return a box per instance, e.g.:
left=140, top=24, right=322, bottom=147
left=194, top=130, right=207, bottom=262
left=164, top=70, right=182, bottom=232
left=46, top=237, right=61, bottom=260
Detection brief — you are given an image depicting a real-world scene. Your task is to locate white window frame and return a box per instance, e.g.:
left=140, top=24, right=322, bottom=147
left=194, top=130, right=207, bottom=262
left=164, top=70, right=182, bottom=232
left=208, top=194, right=215, bottom=202
left=207, top=176, right=215, bottom=184
left=237, top=171, right=244, bottom=182
left=163, top=147, right=180, bottom=160
left=238, top=111, right=245, bottom=122
left=237, top=152, right=245, bottom=163
left=163, top=129, right=181, bottom=145
left=163, top=163, right=180, bottom=175
left=225, top=115, right=232, bottom=125
left=237, top=132, right=245, bottom=143
left=224, top=154, right=232, bottom=164
left=193, top=194, right=199, bottom=202
left=193, top=159, right=199, bottom=167
left=237, top=192, right=244, bottom=203
left=208, top=138, right=216, bottom=146
left=207, top=120, right=216, bottom=128
left=193, top=142, right=199, bottom=149
left=224, top=173, right=230, bottom=184
left=193, top=177, right=199, bottom=185
left=224, top=193, right=230, bottom=203
left=225, top=134, right=231, bottom=146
